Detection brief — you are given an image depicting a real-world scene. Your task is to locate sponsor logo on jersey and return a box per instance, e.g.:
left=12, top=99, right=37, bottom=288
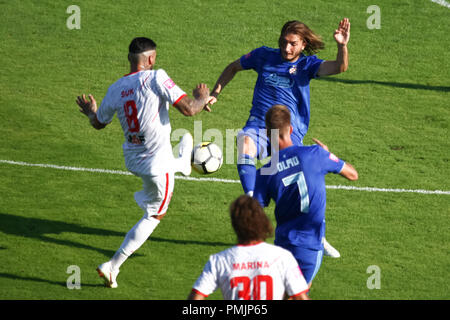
left=264, top=73, right=294, bottom=88
left=329, top=153, right=339, bottom=162
left=163, top=78, right=176, bottom=89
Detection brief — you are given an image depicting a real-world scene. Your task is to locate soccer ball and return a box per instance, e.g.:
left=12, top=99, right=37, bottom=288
left=191, top=142, right=223, bottom=174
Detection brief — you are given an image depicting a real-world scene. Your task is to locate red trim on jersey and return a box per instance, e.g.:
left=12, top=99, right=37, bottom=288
left=289, top=288, right=309, bottom=299
left=173, top=93, right=187, bottom=107
left=124, top=71, right=141, bottom=77
left=157, top=173, right=170, bottom=214
left=237, top=241, right=264, bottom=247
left=191, top=288, right=209, bottom=297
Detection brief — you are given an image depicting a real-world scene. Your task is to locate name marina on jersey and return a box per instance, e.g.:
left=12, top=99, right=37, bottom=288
left=233, top=261, right=270, bottom=271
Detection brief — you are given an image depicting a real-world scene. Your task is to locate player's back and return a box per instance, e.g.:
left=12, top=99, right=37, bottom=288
left=254, top=145, right=345, bottom=250
left=103, top=70, right=173, bottom=152
left=97, top=69, right=186, bottom=175
left=210, top=242, right=307, bottom=300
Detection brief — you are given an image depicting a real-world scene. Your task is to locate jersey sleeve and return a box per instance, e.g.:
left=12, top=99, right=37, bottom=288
left=283, top=251, right=309, bottom=297
left=306, top=55, right=324, bottom=79
left=316, top=145, right=345, bottom=174
left=253, top=168, right=271, bottom=207
left=96, top=85, right=116, bottom=125
left=153, top=69, right=187, bottom=106
left=191, top=255, right=219, bottom=297
left=239, top=46, right=265, bottom=71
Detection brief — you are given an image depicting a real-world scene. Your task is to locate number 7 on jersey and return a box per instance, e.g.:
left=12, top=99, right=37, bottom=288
left=282, top=171, right=310, bottom=213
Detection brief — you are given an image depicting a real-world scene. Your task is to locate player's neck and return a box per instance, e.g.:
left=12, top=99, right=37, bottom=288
left=130, top=64, right=152, bottom=74
left=238, top=240, right=263, bottom=246
left=279, top=138, right=293, bottom=150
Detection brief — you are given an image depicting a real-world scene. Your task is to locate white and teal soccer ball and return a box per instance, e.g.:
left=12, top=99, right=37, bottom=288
left=191, top=142, right=223, bottom=174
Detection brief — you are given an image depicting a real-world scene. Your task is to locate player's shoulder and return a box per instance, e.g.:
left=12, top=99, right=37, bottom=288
left=259, top=242, right=295, bottom=261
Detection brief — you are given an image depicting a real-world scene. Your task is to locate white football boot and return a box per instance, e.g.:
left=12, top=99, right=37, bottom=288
left=96, top=261, right=119, bottom=288
left=323, top=238, right=341, bottom=258
left=177, top=132, right=193, bottom=176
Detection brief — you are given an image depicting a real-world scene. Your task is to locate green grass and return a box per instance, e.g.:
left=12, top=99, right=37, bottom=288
left=0, top=0, right=449, bottom=300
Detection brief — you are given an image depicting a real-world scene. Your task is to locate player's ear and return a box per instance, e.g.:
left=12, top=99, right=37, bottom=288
left=289, top=125, right=293, bottom=135
left=148, top=51, right=156, bottom=67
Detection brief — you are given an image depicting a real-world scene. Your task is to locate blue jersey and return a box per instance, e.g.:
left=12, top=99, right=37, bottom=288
left=253, top=145, right=345, bottom=250
left=240, top=46, right=323, bottom=144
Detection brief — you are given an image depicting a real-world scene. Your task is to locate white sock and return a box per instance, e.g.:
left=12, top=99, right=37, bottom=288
left=110, top=216, right=160, bottom=270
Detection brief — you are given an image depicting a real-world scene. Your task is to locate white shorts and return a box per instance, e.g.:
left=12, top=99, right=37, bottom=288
left=133, top=172, right=174, bottom=218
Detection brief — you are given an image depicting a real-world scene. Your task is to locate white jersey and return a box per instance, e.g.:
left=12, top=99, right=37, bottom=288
left=97, top=69, right=186, bottom=176
left=192, top=242, right=309, bottom=300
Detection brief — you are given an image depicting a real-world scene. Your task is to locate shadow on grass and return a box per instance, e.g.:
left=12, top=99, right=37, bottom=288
left=0, top=212, right=126, bottom=258
left=0, top=213, right=233, bottom=257
left=0, top=272, right=102, bottom=288
left=317, top=77, right=450, bottom=92
left=150, top=236, right=233, bottom=247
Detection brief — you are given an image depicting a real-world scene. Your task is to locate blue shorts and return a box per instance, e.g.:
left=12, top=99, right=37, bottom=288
left=281, top=244, right=323, bottom=284
left=237, top=125, right=270, bottom=160
left=238, top=123, right=304, bottom=160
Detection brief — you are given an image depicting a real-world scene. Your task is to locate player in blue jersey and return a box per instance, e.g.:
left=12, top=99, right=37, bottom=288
left=208, top=18, right=350, bottom=257
left=253, top=105, right=358, bottom=286
left=208, top=18, right=350, bottom=197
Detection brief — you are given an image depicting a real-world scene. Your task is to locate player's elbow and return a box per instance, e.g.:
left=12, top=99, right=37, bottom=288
left=182, top=107, right=197, bottom=117
left=340, top=63, right=348, bottom=73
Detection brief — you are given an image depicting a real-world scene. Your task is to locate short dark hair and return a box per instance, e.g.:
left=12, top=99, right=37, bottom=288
left=230, top=195, right=273, bottom=244
left=265, top=104, right=291, bottom=138
left=278, top=20, right=324, bottom=55
left=129, top=37, right=157, bottom=54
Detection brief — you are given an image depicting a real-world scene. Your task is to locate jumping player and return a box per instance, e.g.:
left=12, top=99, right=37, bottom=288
left=208, top=18, right=350, bottom=257
left=76, top=37, right=212, bottom=288
left=188, top=195, right=310, bottom=300
left=253, top=105, right=358, bottom=286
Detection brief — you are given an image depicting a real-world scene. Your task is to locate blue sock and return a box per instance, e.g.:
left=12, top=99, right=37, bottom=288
left=237, top=154, right=256, bottom=195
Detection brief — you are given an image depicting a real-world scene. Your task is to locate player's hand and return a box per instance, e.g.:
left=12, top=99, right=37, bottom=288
left=193, top=83, right=210, bottom=99
left=312, top=138, right=329, bottom=152
left=334, top=18, right=350, bottom=46
left=193, top=83, right=212, bottom=112
left=76, top=94, right=98, bottom=117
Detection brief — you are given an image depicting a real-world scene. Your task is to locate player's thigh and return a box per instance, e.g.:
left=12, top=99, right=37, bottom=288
left=237, top=126, right=270, bottom=159
left=135, top=172, right=174, bottom=218
left=288, top=246, right=324, bottom=284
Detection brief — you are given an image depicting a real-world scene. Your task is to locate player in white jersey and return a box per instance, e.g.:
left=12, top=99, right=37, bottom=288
left=188, top=195, right=309, bottom=300
left=76, top=37, right=212, bottom=288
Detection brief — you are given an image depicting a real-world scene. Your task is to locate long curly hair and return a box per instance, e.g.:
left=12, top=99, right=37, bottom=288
left=230, top=195, right=273, bottom=244
left=278, top=20, right=325, bottom=55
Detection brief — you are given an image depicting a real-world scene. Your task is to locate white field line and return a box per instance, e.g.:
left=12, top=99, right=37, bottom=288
left=1, top=159, right=449, bottom=195
left=431, top=0, right=450, bottom=9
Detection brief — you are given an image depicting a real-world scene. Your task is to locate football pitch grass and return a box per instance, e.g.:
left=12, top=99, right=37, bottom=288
left=0, top=0, right=449, bottom=300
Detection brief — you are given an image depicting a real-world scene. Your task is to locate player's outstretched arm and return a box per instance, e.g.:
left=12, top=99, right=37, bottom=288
left=76, top=94, right=107, bottom=130
left=313, top=138, right=358, bottom=180
left=317, top=18, right=350, bottom=77
left=339, top=162, right=358, bottom=181
left=174, top=83, right=212, bottom=116
left=208, top=59, right=243, bottom=105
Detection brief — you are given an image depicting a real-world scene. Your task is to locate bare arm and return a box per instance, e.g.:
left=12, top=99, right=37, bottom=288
left=76, top=94, right=107, bottom=130
left=317, top=18, right=350, bottom=77
left=173, top=83, right=212, bottom=116
left=208, top=59, right=244, bottom=104
left=339, top=162, right=358, bottom=181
